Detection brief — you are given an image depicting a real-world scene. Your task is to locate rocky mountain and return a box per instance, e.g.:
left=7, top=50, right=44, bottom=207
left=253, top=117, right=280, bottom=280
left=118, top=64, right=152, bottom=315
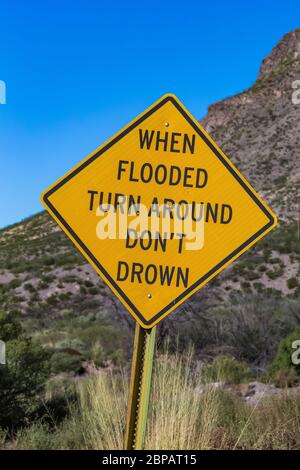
left=201, top=28, right=300, bottom=221
left=0, top=29, right=300, bottom=366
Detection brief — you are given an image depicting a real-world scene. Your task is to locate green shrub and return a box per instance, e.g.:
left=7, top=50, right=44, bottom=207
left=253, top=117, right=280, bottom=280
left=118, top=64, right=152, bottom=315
left=46, top=295, right=58, bottom=305
left=0, top=310, right=51, bottom=429
left=244, top=270, right=261, bottom=281
left=269, top=326, right=300, bottom=385
left=7, top=279, right=22, bottom=289
left=43, top=257, right=55, bottom=266
left=258, top=265, right=267, bottom=272
left=201, top=354, right=252, bottom=384
left=0, top=311, right=22, bottom=340
left=80, top=286, right=87, bottom=294
left=24, top=283, right=36, bottom=293
left=88, top=287, right=98, bottom=295
left=50, top=350, right=83, bottom=374
left=241, top=281, right=251, bottom=291
left=266, top=267, right=284, bottom=279
left=58, top=292, right=71, bottom=301
left=253, top=282, right=263, bottom=292
left=84, top=280, right=94, bottom=288
left=287, top=277, right=299, bottom=289
left=33, top=393, right=77, bottom=425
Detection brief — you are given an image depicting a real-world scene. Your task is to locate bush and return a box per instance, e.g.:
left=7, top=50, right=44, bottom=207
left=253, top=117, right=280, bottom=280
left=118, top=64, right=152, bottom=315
left=269, top=326, right=300, bottom=385
left=84, top=280, right=94, bottom=288
left=201, top=354, right=252, bottom=384
left=287, top=277, right=299, bottom=289
left=166, top=293, right=299, bottom=367
left=50, top=350, right=83, bottom=374
left=33, top=393, right=77, bottom=425
left=88, top=287, right=98, bottom=295
left=266, top=267, right=284, bottom=279
left=0, top=311, right=22, bottom=340
left=0, top=310, right=51, bottom=429
left=24, top=283, right=36, bottom=293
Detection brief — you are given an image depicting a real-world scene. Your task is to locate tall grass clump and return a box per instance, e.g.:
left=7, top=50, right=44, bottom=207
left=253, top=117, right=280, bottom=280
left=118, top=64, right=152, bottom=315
left=10, top=349, right=300, bottom=450
left=77, top=371, right=127, bottom=449
left=145, top=349, right=221, bottom=449
left=14, top=370, right=127, bottom=450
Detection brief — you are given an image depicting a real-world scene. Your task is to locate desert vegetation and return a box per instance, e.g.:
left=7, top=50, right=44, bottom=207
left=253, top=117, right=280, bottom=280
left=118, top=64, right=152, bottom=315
left=1, top=350, right=300, bottom=450
left=1, top=305, right=300, bottom=450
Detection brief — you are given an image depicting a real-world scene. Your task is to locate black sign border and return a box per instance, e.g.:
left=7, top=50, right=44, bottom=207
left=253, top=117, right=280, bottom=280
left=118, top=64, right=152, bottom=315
left=43, top=95, right=276, bottom=327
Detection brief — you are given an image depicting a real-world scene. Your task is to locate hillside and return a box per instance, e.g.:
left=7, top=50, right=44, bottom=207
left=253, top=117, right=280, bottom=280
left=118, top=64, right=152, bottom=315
left=201, top=28, right=300, bottom=221
left=0, top=29, right=300, bottom=370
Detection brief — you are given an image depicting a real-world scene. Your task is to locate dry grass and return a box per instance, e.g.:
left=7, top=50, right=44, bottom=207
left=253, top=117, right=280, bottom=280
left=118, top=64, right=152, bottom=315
left=10, top=350, right=300, bottom=450
left=145, top=350, right=220, bottom=449
left=77, top=371, right=127, bottom=449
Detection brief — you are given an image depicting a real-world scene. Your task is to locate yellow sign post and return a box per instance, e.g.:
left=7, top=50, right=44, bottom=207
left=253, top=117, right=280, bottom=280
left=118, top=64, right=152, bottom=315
left=41, top=94, right=277, bottom=449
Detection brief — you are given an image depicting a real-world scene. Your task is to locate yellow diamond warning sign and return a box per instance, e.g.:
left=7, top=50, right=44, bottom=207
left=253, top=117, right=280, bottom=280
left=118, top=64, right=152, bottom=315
left=41, top=94, right=277, bottom=328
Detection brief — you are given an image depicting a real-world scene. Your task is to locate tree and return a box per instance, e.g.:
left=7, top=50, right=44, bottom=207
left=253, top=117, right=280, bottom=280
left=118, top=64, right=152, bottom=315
left=0, top=311, right=51, bottom=429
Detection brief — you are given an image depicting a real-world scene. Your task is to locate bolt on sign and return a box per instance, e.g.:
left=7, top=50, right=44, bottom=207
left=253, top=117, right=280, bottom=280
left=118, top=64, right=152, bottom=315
left=41, top=94, right=277, bottom=329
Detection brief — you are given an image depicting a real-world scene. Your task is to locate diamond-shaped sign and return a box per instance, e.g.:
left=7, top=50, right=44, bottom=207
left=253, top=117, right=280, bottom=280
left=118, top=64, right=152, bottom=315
left=41, top=94, right=277, bottom=328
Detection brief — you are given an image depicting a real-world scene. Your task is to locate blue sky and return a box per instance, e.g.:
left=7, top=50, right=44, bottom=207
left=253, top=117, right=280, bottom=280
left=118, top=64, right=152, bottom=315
left=0, top=0, right=299, bottom=228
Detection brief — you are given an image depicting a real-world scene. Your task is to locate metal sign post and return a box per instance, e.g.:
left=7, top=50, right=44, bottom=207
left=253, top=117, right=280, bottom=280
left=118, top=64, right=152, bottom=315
left=125, top=323, right=156, bottom=450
